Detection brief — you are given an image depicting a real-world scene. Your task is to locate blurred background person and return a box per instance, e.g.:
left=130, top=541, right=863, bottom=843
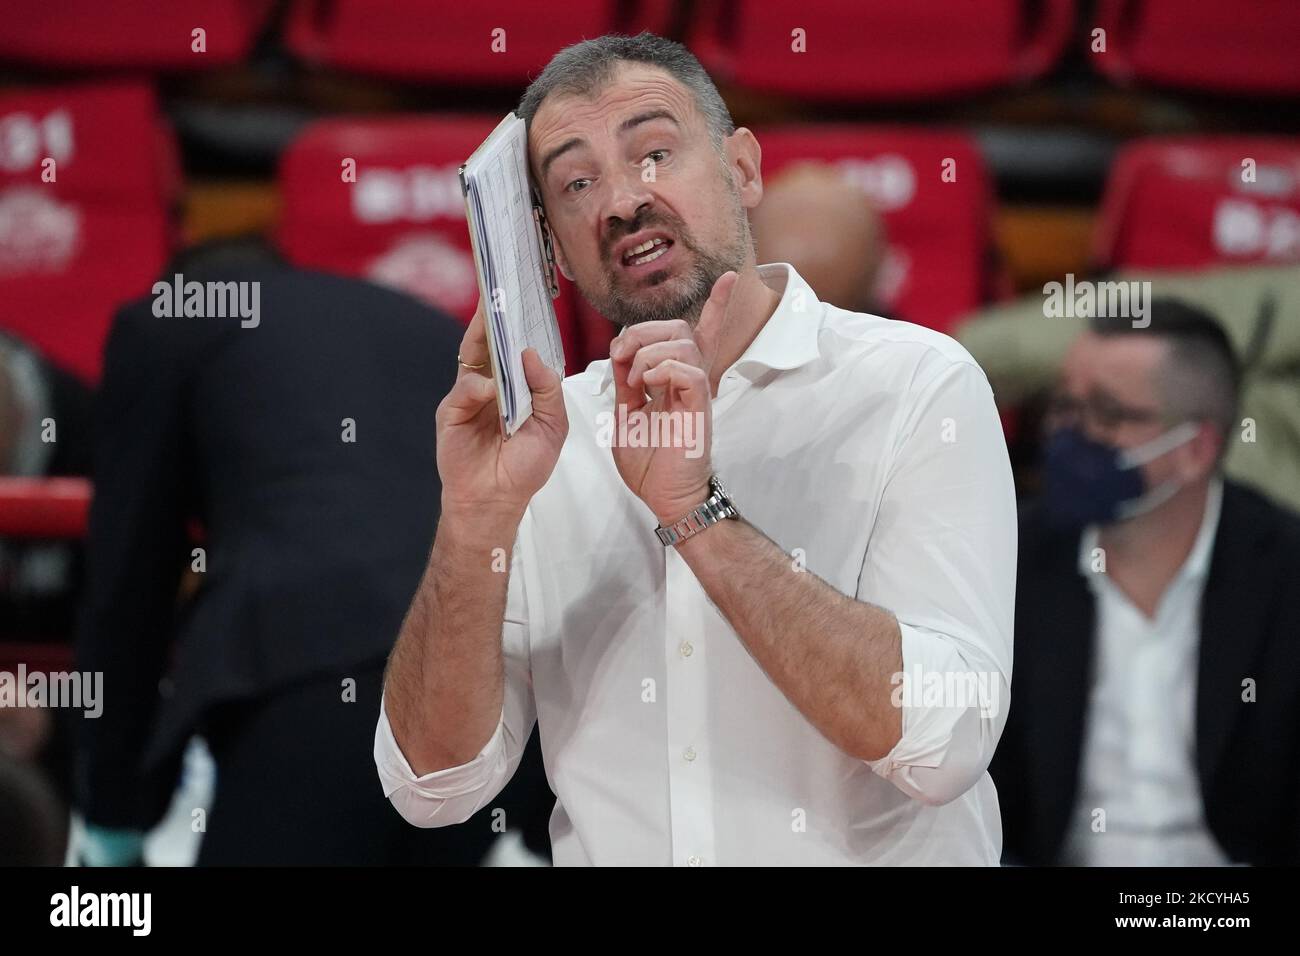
left=0, top=331, right=93, bottom=845
left=750, top=161, right=888, bottom=316
left=74, top=245, right=552, bottom=865
left=0, top=750, right=66, bottom=866
left=0, top=332, right=92, bottom=646
left=990, top=300, right=1300, bottom=865
left=956, top=263, right=1300, bottom=512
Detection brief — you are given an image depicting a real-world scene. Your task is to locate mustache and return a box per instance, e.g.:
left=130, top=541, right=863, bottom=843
left=602, top=211, right=692, bottom=261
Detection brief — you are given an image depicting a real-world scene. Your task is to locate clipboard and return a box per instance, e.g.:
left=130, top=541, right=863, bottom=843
left=532, top=195, right=562, bottom=300
left=454, top=178, right=561, bottom=297
left=457, top=112, right=566, bottom=438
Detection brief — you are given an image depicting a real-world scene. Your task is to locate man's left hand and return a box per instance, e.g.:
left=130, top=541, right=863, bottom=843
left=608, top=271, right=738, bottom=525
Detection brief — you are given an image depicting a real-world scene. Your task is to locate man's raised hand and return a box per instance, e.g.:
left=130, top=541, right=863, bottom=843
left=436, top=298, right=568, bottom=521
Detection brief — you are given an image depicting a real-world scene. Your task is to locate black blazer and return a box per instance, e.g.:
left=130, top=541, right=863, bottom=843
left=75, top=267, right=463, bottom=828
left=990, top=480, right=1300, bottom=865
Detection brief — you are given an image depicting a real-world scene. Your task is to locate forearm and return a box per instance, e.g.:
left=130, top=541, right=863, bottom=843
left=383, top=502, right=523, bottom=775
left=672, top=516, right=903, bottom=761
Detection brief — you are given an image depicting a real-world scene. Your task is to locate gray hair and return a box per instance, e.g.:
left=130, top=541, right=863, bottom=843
left=517, top=32, right=735, bottom=149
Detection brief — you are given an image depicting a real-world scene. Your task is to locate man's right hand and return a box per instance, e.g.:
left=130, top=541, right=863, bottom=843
left=435, top=298, right=569, bottom=520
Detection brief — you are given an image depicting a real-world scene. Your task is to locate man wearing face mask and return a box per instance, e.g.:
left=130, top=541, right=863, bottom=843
left=991, top=299, right=1300, bottom=866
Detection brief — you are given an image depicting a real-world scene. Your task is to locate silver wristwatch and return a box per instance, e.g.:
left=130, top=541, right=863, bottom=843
left=655, top=475, right=739, bottom=546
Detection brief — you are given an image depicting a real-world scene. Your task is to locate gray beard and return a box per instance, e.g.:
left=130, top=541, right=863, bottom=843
left=581, top=194, right=751, bottom=329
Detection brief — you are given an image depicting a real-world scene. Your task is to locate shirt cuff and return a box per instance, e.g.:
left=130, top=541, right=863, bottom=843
left=866, top=621, right=1002, bottom=804
left=374, top=694, right=508, bottom=800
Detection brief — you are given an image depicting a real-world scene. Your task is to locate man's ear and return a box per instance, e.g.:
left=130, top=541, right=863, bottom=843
left=727, top=127, right=765, bottom=211
left=1173, top=421, right=1220, bottom=483
left=552, top=228, right=574, bottom=281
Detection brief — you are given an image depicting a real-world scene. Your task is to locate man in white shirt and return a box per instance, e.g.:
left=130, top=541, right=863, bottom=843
left=377, top=33, right=1017, bottom=865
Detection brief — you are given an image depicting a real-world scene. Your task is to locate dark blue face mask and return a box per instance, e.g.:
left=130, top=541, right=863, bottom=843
left=1042, top=422, right=1199, bottom=530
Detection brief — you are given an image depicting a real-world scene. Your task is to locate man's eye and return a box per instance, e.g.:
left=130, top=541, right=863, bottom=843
left=645, top=149, right=668, bottom=164
left=566, top=178, right=591, bottom=193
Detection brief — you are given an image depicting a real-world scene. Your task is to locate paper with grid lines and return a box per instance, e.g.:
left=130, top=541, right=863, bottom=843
left=460, top=113, right=565, bottom=437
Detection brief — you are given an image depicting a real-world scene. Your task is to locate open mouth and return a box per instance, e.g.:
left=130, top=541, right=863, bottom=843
left=620, top=236, right=675, bottom=269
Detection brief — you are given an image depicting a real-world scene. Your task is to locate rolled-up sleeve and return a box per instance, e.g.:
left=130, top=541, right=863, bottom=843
left=857, top=353, right=1017, bottom=807
left=375, top=518, right=539, bottom=827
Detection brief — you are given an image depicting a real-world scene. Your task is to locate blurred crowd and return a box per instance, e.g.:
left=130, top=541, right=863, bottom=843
left=1, top=1, right=1299, bottom=866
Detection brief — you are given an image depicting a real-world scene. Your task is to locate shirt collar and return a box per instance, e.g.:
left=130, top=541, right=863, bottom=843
left=1077, top=476, right=1225, bottom=581
left=593, top=262, right=824, bottom=395
left=1184, top=476, right=1224, bottom=579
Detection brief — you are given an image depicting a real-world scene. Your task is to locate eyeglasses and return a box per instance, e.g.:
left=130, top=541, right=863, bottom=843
left=1045, top=392, right=1166, bottom=433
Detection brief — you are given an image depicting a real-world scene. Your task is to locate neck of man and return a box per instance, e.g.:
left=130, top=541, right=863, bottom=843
left=705, top=258, right=783, bottom=396
left=1097, top=477, right=1212, bottom=620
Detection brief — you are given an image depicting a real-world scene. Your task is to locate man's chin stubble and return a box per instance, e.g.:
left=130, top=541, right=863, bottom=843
left=604, top=283, right=709, bottom=328
left=596, top=250, right=735, bottom=328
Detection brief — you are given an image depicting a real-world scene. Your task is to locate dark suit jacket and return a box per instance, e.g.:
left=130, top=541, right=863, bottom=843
left=991, top=480, right=1300, bottom=865
left=75, top=267, right=464, bottom=828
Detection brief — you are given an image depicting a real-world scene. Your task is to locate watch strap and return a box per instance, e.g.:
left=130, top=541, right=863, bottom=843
left=655, top=477, right=738, bottom=546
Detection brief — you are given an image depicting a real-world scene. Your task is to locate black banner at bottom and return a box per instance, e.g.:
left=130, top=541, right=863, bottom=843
left=0, top=864, right=1277, bottom=941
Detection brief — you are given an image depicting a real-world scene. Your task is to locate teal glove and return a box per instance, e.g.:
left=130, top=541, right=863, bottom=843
left=81, top=823, right=147, bottom=866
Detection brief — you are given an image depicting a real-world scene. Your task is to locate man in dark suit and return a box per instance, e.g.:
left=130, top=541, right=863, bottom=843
left=75, top=250, right=553, bottom=864
left=991, top=299, right=1300, bottom=866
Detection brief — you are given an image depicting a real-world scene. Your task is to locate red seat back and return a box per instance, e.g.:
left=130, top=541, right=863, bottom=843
left=1092, top=0, right=1300, bottom=95
left=756, top=126, right=996, bottom=332
left=1095, top=138, right=1300, bottom=271
left=0, top=478, right=92, bottom=540
left=0, top=83, right=178, bottom=383
left=0, top=1, right=272, bottom=69
left=285, top=1, right=674, bottom=84
left=690, top=0, right=1073, bottom=101
left=277, top=116, right=602, bottom=369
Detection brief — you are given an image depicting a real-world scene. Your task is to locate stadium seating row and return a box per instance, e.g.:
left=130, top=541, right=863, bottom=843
left=2, top=81, right=1299, bottom=385
left=1, top=1, right=1298, bottom=98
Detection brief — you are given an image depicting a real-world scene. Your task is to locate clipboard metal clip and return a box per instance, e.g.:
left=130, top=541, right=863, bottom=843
left=531, top=192, right=562, bottom=300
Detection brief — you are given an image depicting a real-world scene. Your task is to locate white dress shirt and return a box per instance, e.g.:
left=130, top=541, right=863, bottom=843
left=1064, top=478, right=1231, bottom=866
left=376, top=263, right=1018, bottom=865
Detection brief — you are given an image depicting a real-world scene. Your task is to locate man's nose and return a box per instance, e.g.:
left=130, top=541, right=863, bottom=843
left=603, top=170, right=655, bottom=225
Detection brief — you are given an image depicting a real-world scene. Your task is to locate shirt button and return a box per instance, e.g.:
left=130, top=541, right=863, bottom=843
left=679, top=641, right=694, bottom=658
left=687, top=855, right=702, bottom=867
left=683, top=746, right=697, bottom=762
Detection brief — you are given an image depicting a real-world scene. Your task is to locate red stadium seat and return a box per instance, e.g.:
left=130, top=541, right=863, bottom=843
left=689, top=0, right=1074, bottom=101
left=756, top=126, right=997, bottom=332
left=0, top=641, right=74, bottom=676
left=1091, top=0, right=1300, bottom=96
left=0, top=478, right=92, bottom=540
left=284, top=1, right=675, bottom=84
left=276, top=116, right=606, bottom=370
left=1094, top=138, right=1300, bottom=272
left=0, top=1, right=272, bottom=70
left=0, top=83, right=178, bottom=384
left=0, top=478, right=91, bottom=662
left=568, top=298, right=617, bottom=373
